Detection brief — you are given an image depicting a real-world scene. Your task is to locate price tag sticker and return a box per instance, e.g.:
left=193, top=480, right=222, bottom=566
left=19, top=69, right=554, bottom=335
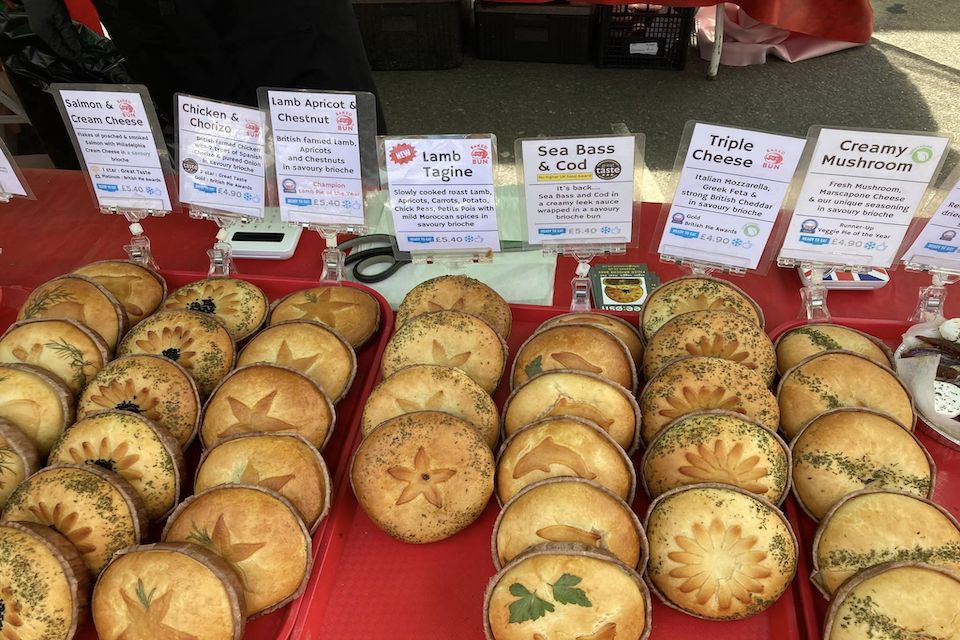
left=55, top=86, right=172, bottom=212
left=383, top=136, right=500, bottom=253
left=778, top=127, right=949, bottom=269
left=657, top=123, right=805, bottom=270
left=520, top=135, right=637, bottom=246
left=265, top=89, right=365, bottom=226
left=902, top=175, right=960, bottom=270
left=176, top=94, right=266, bottom=219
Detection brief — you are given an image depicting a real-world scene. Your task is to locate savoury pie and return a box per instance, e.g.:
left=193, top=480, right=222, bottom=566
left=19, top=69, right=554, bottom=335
left=161, top=277, right=268, bottom=342
left=0, top=419, right=38, bottom=510
left=73, top=259, right=167, bottom=326
left=512, top=325, right=636, bottom=392
left=0, top=362, right=73, bottom=456
left=774, top=323, right=892, bottom=375
left=640, top=276, right=762, bottom=343
left=396, top=275, right=511, bottom=338
left=0, top=319, right=111, bottom=395
left=18, top=274, right=127, bottom=350
left=269, top=285, right=381, bottom=348
left=537, top=312, right=644, bottom=367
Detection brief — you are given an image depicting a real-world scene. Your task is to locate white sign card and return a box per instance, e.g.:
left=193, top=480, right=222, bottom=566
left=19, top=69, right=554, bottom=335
left=0, top=137, right=30, bottom=198
left=54, top=85, right=173, bottom=212
left=176, top=94, right=265, bottom=219
left=778, top=127, right=950, bottom=269
left=265, top=89, right=365, bottom=226
left=520, top=135, right=637, bottom=245
left=902, top=173, right=960, bottom=270
left=382, top=136, right=500, bottom=253
left=657, top=123, right=806, bottom=270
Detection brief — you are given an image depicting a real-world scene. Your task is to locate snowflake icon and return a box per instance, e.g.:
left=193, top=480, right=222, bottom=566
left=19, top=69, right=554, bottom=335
left=731, top=238, right=743, bottom=247
left=600, top=226, right=613, bottom=234
left=865, top=241, right=877, bottom=250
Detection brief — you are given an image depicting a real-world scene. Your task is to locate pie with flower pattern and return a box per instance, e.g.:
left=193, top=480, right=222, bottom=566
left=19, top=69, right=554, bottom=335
left=269, top=286, right=381, bottom=348
left=640, top=276, right=763, bottom=342
left=0, top=319, right=111, bottom=395
left=0, top=362, right=72, bottom=458
left=48, top=411, right=185, bottom=521
left=161, top=278, right=267, bottom=342
left=17, top=275, right=127, bottom=350
left=118, top=310, right=234, bottom=399
left=2, top=465, right=147, bottom=574
left=73, top=260, right=167, bottom=326
left=646, top=485, right=797, bottom=620
left=395, top=275, right=511, bottom=338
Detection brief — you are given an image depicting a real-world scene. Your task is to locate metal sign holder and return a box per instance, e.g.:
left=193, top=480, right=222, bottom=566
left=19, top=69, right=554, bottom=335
left=903, top=262, right=960, bottom=322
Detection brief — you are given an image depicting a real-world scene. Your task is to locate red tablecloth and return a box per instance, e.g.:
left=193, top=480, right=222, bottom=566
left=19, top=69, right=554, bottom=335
left=1, top=168, right=949, bottom=328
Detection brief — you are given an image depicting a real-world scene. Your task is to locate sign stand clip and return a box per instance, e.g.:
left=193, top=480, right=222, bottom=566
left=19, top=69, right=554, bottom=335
left=799, top=263, right=832, bottom=322
left=570, top=254, right=595, bottom=312
left=122, top=217, right=158, bottom=270
left=911, top=268, right=960, bottom=323
left=318, top=227, right=345, bottom=283
left=0, top=192, right=12, bottom=204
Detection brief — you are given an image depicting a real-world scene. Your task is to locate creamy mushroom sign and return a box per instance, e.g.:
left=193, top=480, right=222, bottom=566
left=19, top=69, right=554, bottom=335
left=778, top=128, right=949, bottom=269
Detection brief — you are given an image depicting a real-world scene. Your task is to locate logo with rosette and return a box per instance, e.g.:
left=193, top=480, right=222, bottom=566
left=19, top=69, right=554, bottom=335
left=389, top=143, right=416, bottom=165
left=182, top=158, right=198, bottom=174
left=117, top=99, right=136, bottom=118
left=470, top=144, right=489, bottom=165
left=336, top=111, right=354, bottom=132
left=244, top=120, right=260, bottom=138
left=763, top=148, right=785, bottom=169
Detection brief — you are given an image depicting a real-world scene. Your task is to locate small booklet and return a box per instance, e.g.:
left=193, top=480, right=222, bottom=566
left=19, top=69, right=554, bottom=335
left=590, top=263, right=660, bottom=312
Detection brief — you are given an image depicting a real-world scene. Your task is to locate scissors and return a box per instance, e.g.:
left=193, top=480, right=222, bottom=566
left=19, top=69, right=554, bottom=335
left=339, top=234, right=412, bottom=284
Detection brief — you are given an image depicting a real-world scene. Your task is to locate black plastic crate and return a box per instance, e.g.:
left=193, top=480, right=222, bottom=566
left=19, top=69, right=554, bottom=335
left=596, top=4, right=695, bottom=69
left=353, top=0, right=463, bottom=70
left=475, top=1, right=594, bottom=64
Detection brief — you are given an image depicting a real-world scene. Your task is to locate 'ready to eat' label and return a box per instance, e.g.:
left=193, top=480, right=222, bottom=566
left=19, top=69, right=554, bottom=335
left=778, top=128, right=949, bottom=269
left=521, top=136, right=635, bottom=246
left=177, top=95, right=266, bottom=219
left=58, top=88, right=172, bottom=212
left=384, top=137, right=500, bottom=253
left=267, top=90, right=364, bottom=226
left=902, top=176, right=960, bottom=270
left=657, top=123, right=806, bottom=270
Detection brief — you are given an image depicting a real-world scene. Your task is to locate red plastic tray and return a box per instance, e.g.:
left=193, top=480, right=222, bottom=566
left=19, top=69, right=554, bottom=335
left=0, top=270, right=395, bottom=640
left=291, top=305, right=807, bottom=640
left=768, top=318, right=960, bottom=640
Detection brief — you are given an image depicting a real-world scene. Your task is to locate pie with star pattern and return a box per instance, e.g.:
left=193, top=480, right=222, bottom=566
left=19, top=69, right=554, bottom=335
left=269, top=285, right=381, bottom=348
left=395, top=275, right=511, bottom=338
left=640, top=276, right=763, bottom=343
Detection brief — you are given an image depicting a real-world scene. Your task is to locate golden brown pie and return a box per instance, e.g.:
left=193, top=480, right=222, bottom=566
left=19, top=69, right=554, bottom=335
left=791, top=408, right=933, bottom=521
left=778, top=351, right=915, bottom=439
left=0, top=520, right=90, bottom=640
left=645, top=484, right=797, bottom=620
left=17, top=274, right=127, bottom=350
left=2, top=464, right=147, bottom=575
left=492, top=478, right=647, bottom=571
left=162, top=485, right=312, bottom=617
left=200, top=363, right=335, bottom=450
left=638, top=356, right=779, bottom=444
left=640, top=276, right=763, bottom=343
left=496, top=417, right=636, bottom=505
left=502, top=370, right=640, bottom=454
left=161, top=277, right=268, bottom=342
left=351, top=411, right=495, bottom=544
left=237, top=320, right=356, bottom=403
left=396, top=275, right=512, bottom=338
left=195, top=432, right=332, bottom=533
left=823, top=562, right=960, bottom=640
left=774, top=323, right=892, bottom=375
left=48, top=410, right=185, bottom=521
left=641, top=410, right=790, bottom=505
left=73, top=259, right=167, bottom=326
left=0, top=318, right=111, bottom=395
left=643, top=310, right=777, bottom=385
left=0, top=419, right=38, bottom=509
left=537, top=312, right=644, bottom=367
left=361, top=364, right=499, bottom=448
left=92, top=542, right=245, bottom=640
left=269, top=285, right=381, bottom=348
left=117, top=309, right=235, bottom=399
left=0, top=362, right=73, bottom=456
left=512, top=325, right=636, bottom=393
left=77, top=354, right=200, bottom=449
left=382, top=310, right=507, bottom=395
left=812, top=490, right=960, bottom=597
left=605, top=281, right=645, bottom=304
left=484, top=545, right=651, bottom=640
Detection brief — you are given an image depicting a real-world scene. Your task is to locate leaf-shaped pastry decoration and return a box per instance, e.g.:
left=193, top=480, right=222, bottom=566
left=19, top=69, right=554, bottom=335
left=512, top=437, right=598, bottom=480
left=577, top=622, right=618, bottom=640
left=550, top=352, right=603, bottom=374
left=536, top=524, right=602, bottom=547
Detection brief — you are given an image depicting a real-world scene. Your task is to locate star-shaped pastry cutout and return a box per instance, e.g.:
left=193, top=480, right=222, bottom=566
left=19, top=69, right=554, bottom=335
left=118, top=581, right=199, bottom=640
left=432, top=340, right=472, bottom=368
left=292, top=289, right=358, bottom=327
left=426, top=297, right=465, bottom=312
left=237, top=461, right=295, bottom=493
left=187, top=514, right=265, bottom=591
left=395, top=390, right=445, bottom=413
left=275, top=340, right=320, bottom=371
left=221, top=390, right=296, bottom=436
left=387, top=447, right=457, bottom=509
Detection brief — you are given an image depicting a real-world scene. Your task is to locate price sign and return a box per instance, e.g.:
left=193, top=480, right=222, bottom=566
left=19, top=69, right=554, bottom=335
left=176, top=95, right=266, bottom=219
left=902, top=173, right=960, bottom=270
left=0, top=137, right=30, bottom=198
left=657, top=123, right=805, bottom=270
left=520, top=135, right=638, bottom=246
left=54, top=85, right=173, bottom=212
left=383, top=136, right=500, bottom=253
left=778, top=127, right=949, bottom=269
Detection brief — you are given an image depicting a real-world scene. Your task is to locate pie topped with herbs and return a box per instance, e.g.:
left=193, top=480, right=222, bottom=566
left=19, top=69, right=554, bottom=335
left=17, top=274, right=127, bottom=350
left=0, top=419, right=38, bottom=510
left=640, top=276, right=762, bottom=343
left=774, top=323, right=892, bottom=375
left=117, top=309, right=235, bottom=399
left=396, top=275, right=511, bottom=338
left=270, top=285, right=381, bottom=348
left=77, top=354, right=200, bottom=449
left=351, top=411, right=495, bottom=544
left=73, top=260, right=167, bottom=326
left=0, top=362, right=73, bottom=456
left=645, top=484, right=797, bottom=620
left=92, top=543, right=245, bottom=640
left=2, top=464, right=147, bottom=575
left=161, top=277, right=268, bottom=342
left=537, top=312, right=644, bottom=367
left=512, top=325, right=636, bottom=393
left=162, top=485, right=312, bottom=617
left=0, top=319, right=111, bottom=395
